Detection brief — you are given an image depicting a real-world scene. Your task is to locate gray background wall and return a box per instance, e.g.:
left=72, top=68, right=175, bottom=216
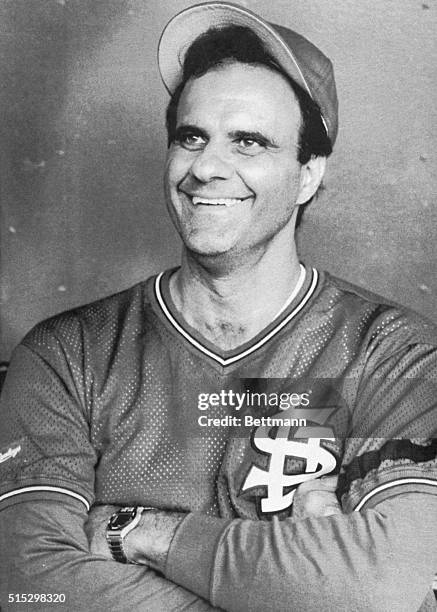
left=1, top=0, right=436, bottom=360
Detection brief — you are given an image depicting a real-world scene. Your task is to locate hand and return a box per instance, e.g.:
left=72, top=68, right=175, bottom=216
left=125, top=509, right=186, bottom=572
left=292, top=475, right=342, bottom=521
left=84, top=504, right=119, bottom=559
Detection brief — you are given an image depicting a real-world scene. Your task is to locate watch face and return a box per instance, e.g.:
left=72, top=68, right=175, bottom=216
left=108, top=508, right=136, bottom=530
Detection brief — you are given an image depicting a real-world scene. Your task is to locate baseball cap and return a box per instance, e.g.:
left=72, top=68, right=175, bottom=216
left=158, top=1, right=338, bottom=145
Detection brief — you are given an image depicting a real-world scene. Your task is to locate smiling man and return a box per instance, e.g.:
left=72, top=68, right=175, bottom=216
left=165, top=62, right=314, bottom=260
left=165, top=58, right=324, bottom=348
left=1, top=3, right=437, bottom=612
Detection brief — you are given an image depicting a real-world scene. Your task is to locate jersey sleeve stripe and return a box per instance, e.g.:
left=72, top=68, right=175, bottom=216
left=0, top=486, right=91, bottom=510
left=353, top=478, right=437, bottom=511
left=338, top=439, right=437, bottom=499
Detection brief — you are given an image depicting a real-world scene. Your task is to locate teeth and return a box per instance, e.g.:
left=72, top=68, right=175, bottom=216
left=192, top=196, right=243, bottom=207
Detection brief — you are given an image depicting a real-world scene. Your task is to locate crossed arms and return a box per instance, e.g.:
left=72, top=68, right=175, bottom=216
left=1, top=479, right=437, bottom=611
left=1, top=328, right=437, bottom=610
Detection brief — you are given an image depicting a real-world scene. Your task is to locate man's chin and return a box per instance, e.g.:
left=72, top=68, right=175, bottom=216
left=182, top=234, right=236, bottom=258
left=186, top=243, right=232, bottom=259
left=183, top=240, right=259, bottom=276
left=182, top=238, right=241, bottom=265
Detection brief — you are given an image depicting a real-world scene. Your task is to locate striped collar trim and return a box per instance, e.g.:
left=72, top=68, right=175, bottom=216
left=154, top=266, right=319, bottom=367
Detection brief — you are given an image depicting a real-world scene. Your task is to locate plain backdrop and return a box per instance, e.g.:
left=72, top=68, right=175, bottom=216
left=0, top=0, right=436, bottom=360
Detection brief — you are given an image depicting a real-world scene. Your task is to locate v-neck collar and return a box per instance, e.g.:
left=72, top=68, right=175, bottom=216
left=150, top=264, right=320, bottom=368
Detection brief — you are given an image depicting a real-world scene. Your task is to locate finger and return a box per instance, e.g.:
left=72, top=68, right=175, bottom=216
left=320, top=503, right=342, bottom=517
left=317, top=475, right=339, bottom=490
left=296, top=475, right=338, bottom=495
left=292, top=489, right=342, bottom=520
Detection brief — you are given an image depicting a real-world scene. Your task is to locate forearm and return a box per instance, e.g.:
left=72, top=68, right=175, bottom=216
left=165, top=493, right=437, bottom=612
left=0, top=499, right=218, bottom=612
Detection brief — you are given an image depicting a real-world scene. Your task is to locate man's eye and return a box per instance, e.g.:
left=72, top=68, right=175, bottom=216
left=236, top=138, right=265, bottom=154
left=177, top=133, right=206, bottom=149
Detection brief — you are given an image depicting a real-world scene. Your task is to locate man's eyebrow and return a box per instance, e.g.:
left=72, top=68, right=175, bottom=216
left=230, top=130, right=280, bottom=148
left=174, top=124, right=208, bottom=140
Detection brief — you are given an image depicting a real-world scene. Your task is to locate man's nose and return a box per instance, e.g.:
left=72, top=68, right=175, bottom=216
left=189, top=144, right=234, bottom=182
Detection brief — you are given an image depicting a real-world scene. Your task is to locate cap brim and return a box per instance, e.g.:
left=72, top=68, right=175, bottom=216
left=158, top=1, right=312, bottom=98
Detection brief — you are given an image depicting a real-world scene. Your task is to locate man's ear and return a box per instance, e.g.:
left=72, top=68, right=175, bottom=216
left=296, top=156, right=327, bottom=205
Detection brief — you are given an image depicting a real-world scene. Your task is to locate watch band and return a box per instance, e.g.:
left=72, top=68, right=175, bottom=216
left=106, top=506, right=155, bottom=563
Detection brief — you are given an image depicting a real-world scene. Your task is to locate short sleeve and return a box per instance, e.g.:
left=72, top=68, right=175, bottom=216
left=0, top=323, right=96, bottom=512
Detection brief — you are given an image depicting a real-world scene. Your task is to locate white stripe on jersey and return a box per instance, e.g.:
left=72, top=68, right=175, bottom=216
left=354, top=478, right=437, bottom=511
left=155, top=265, right=319, bottom=366
left=0, top=486, right=91, bottom=510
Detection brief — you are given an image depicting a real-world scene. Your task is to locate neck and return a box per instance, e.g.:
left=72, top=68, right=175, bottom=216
left=169, top=226, right=302, bottom=350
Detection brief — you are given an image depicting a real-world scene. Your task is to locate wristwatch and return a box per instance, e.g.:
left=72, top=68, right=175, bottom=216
left=106, top=506, right=151, bottom=563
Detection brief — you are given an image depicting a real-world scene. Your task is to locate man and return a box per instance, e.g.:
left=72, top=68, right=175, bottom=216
left=0, top=2, right=436, bottom=611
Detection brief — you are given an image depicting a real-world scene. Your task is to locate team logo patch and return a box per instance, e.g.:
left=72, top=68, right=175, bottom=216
left=241, top=408, right=338, bottom=514
left=0, top=444, right=21, bottom=464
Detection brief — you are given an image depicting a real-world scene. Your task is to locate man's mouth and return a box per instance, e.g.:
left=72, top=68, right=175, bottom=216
left=191, top=196, right=248, bottom=207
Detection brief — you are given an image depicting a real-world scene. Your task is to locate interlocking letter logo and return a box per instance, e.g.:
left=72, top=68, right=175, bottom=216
left=241, top=408, right=337, bottom=513
left=0, top=445, right=21, bottom=464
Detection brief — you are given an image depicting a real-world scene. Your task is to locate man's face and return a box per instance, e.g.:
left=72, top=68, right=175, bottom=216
left=164, top=62, right=307, bottom=259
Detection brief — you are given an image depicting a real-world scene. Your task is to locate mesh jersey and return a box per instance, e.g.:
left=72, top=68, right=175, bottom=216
left=1, top=265, right=437, bottom=521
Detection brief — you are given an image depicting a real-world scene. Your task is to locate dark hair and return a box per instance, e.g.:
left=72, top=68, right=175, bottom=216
left=165, top=25, right=332, bottom=220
